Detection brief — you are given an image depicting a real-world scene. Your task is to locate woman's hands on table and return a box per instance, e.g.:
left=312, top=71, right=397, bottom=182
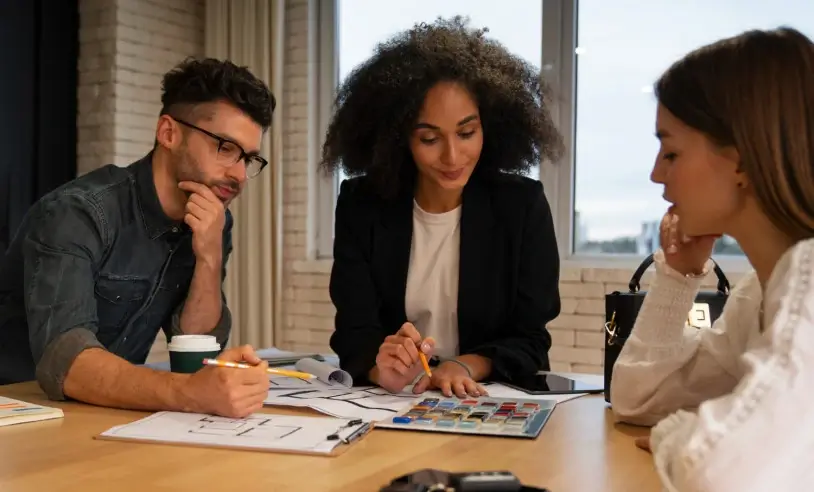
left=370, top=322, right=491, bottom=397
left=412, top=359, right=489, bottom=397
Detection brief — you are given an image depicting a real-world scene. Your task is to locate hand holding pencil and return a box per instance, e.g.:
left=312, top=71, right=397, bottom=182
left=373, top=322, right=435, bottom=393
left=183, top=344, right=272, bottom=419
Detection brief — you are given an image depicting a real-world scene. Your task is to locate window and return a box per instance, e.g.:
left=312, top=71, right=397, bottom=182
left=571, top=0, right=814, bottom=257
left=316, top=0, right=544, bottom=257
left=317, top=0, right=813, bottom=262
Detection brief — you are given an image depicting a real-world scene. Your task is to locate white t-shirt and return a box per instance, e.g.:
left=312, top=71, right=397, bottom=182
left=404, top=200, right=461, bottom=358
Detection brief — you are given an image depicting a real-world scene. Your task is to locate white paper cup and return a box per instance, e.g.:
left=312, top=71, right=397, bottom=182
left=167, top=335, right=221, bottom=373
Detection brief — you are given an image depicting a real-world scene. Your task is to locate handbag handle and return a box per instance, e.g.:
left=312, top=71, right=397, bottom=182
left=628, top=253, right=730, bottom=295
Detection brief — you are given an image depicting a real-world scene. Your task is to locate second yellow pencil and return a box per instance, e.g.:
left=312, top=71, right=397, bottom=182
left=202, top=358, right=315, bottom=379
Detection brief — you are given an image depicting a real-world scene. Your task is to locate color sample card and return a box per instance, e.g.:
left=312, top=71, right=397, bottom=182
left=374, top=395, right=557, bottom=439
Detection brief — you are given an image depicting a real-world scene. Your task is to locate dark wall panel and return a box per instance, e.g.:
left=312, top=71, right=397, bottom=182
left=0, top=0, right=79, bottom=252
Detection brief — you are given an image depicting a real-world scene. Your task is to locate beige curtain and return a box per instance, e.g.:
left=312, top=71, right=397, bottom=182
left=204, top=0, right=285, bottom=349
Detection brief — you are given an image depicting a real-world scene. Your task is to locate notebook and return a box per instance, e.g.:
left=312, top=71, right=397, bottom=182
left=0, top=396, right=64, bottom=427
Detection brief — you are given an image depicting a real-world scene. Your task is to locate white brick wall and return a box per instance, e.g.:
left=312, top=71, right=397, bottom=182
left=277, top=0, right=748, bottom=375
left=78, top=0, right=204, bottom=176
left=77, top=0, right=204, bottom=361
left=280, top=0, right=334, bottom=353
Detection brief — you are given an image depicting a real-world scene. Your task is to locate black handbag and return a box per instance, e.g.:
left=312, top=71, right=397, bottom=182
left=603, top=254, right=731, bottom=403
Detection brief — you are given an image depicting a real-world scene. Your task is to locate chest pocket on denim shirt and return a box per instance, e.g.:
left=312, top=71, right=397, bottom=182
left=160, top=254, right=195, bottom=294
left=151, top=257, right=196, bottom=326
left=94, top=275, right=152, bottom=338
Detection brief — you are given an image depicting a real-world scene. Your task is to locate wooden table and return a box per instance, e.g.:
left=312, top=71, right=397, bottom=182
left=0, top=382, right=658, bottom=492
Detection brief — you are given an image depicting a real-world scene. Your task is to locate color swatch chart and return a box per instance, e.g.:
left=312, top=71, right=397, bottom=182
left=375, top=395, right=557, bottom=439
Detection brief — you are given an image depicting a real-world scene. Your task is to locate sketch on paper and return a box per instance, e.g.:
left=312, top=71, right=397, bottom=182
left=281, top=386, right=416, bottom=409
left=265, top=386, right=420, bottom=421
left=98, top=411, right=361, bottom=455
left=189, top=416, right=301, bottom=439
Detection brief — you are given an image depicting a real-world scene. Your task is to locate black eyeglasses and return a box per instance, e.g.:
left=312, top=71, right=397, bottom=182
left=173, top=118, right=268, bottom=178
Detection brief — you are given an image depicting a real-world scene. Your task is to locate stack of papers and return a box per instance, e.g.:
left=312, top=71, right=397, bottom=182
left=0, top=396, right=64, bottom=427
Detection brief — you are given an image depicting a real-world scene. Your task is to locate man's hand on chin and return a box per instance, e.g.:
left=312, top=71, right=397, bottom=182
left=178, top=181, right=225, bottom=267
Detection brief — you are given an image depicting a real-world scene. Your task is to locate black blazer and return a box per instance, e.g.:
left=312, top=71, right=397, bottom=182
left=328, top=173, right=561, bottom=384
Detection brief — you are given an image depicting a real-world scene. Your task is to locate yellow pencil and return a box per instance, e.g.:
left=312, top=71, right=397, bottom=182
left=418, top=351, right=432, bottom=378
left=407, top=320, right=433, bottom=378
left=202, top=358, right=315, bottom=379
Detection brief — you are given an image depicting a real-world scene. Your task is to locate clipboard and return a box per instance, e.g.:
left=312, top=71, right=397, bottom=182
left=94, top=411, right=373, bottom=457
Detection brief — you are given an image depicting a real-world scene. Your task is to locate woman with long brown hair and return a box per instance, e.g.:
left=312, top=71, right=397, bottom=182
left=610, top=27, right=814, bottom=490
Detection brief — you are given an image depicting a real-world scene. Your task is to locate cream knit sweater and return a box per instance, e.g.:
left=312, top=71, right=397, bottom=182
left=610, top=240, right=814, bottom=491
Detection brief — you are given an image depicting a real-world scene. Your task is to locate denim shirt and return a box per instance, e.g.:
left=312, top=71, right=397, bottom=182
left=0, top=153, right=233, bottom=398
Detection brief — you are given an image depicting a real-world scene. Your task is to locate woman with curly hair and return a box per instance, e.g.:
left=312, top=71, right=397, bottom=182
left=322, top=17, right=564, bottom=398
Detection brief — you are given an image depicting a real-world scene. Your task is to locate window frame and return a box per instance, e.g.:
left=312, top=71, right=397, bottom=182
left=314, top=0, right=752, bottom=273
left=315, top=0, right=338, bottom=259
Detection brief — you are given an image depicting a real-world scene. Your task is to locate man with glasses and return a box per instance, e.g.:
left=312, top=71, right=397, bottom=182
left=0, top=58, right=274, bottom=418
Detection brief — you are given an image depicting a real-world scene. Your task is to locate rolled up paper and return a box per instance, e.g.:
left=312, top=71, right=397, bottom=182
left=295, top=358, right=353, bottom=387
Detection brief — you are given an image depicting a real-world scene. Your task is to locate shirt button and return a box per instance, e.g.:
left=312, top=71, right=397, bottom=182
left=123, top=337, right=127, bottom=343
left=115, top=295, right=121, bottom=300
left=171, top=227, right=179, bottom=233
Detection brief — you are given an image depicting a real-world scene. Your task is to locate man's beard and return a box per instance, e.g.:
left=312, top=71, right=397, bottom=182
left=174, top=150, right=241, bottom=204
left=175, top=151, right=208, bottom=186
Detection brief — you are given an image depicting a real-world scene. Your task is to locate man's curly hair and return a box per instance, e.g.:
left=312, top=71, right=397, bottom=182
left=160, top=57, right=275, bottom=130
left=320, top=16, right=564, bottom=198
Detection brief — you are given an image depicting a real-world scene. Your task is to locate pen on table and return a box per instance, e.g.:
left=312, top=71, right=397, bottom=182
left=202, top=358, right=315, bottom=380
left=326, top=418, right=363, bottom=441
left=342, top=422, right=372, bottom=444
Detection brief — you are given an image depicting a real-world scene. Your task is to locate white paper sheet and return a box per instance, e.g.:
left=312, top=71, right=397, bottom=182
left=98, top=411, right=368, bottom=455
